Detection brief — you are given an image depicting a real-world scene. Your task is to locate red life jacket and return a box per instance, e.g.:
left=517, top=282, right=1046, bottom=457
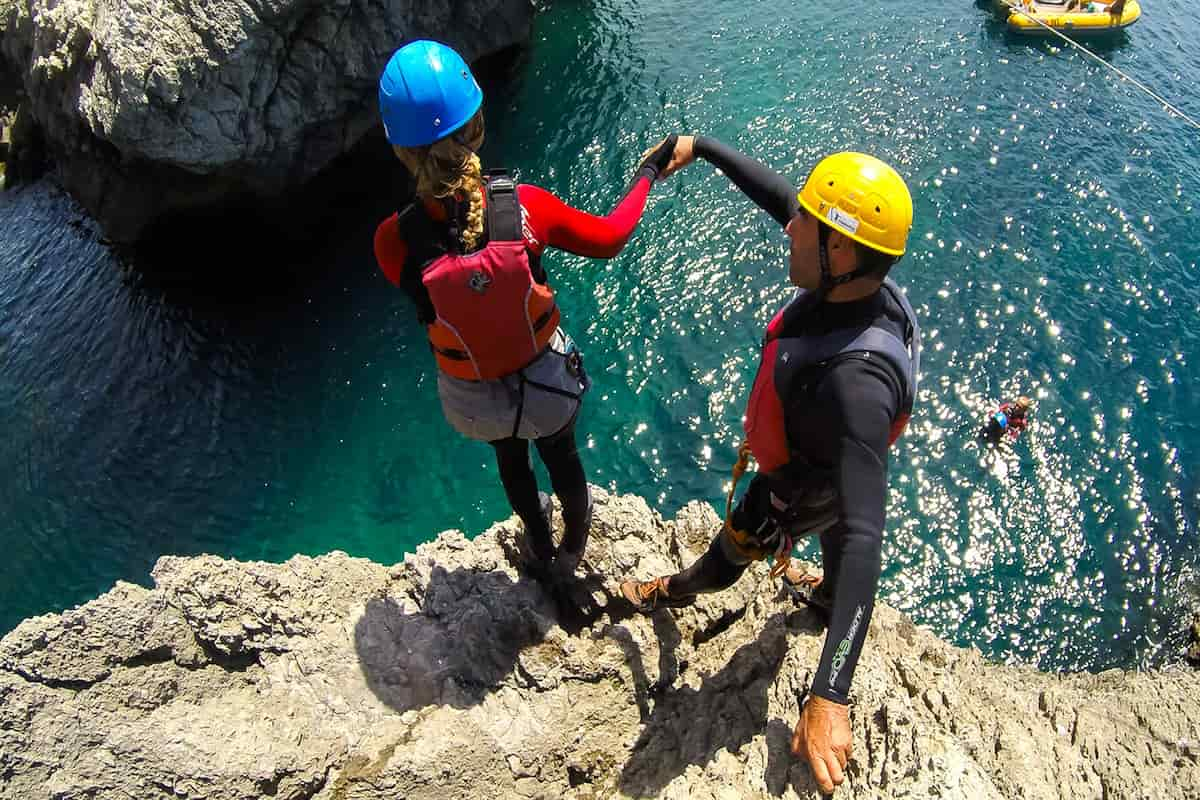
left=420, top=173, right=560, bottom=381
left=744, top=278, right=920, bottom=475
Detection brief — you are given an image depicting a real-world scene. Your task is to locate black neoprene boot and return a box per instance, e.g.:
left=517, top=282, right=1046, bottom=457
left=556, top=493, right=593, bottom=575
left=518, top=492, right=556, bottom=573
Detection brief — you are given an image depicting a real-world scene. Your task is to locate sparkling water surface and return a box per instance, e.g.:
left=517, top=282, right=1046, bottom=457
left=2, top=0, right=1199, bottom=672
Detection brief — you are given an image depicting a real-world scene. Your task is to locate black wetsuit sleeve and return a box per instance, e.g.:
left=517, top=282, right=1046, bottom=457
left=806, top=358, right=900, bottom=705
left=693, top=136, right=800, bottom=227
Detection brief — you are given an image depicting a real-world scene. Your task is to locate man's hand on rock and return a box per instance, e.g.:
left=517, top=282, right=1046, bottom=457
left=792, top=694, right=852, bottom=794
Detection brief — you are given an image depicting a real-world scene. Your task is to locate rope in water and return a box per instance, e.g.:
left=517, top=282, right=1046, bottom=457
left=1001, top=1, right=1200, bottom=133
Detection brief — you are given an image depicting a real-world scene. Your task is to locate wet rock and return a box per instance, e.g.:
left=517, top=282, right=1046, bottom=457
left=2, top=487, right=1199, bottom=799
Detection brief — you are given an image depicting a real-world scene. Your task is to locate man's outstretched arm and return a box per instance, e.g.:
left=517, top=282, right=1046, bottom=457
left=656, top=134, right=800, bottom=226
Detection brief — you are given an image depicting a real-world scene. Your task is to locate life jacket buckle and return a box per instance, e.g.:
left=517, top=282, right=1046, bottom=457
left=565, top=349, right=583, bottom=377
left=487, top=174, right=516, bottom=195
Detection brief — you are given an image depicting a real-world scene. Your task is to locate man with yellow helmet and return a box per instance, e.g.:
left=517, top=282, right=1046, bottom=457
left=618, top=136, right=920, bottom=794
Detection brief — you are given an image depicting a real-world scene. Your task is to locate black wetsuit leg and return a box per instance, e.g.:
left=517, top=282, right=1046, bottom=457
left=667, top=473, right=776, bottom=596
left=491, top=437, right=555, bottom=561
left=667, top=532, right=749, bottom=597
left=534, top=417, right=591, bottom=554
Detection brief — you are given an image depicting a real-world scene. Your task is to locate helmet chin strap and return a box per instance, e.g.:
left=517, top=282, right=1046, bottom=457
left=816, top=223, right=877, bottom=297
left=816, top=225, right=834, bottom=298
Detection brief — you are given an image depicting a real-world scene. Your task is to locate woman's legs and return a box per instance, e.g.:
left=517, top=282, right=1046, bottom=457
left=491, top=436, right=555, bottom=562
left=534, top=417, right=592, bottom=559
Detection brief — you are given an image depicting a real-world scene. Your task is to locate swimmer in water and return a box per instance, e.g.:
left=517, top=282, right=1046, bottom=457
left=983, top=395, right=1032, bottom=444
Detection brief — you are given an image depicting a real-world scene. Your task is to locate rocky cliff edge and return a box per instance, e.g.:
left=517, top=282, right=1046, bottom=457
left=2, top=489, right=1198, bottom=799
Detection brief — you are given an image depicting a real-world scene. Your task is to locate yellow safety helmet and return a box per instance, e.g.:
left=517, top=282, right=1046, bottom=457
left=797, top=152, right=913, bottom=257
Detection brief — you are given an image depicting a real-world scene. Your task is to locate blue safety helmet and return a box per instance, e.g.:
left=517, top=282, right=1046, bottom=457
left=378, top=40, right=483, bottom=148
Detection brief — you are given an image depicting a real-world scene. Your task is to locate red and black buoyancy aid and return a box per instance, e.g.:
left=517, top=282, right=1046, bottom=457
left=744, top=277, right=921, bottom=477
left=414, top=172, right=560, bottom=381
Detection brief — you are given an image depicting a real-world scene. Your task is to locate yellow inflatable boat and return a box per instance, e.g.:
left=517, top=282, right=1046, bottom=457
left=999, top=0, right=1141, bottom=35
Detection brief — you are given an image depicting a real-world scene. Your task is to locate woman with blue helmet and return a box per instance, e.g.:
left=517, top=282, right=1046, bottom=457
left=375, top=40, right=675, bottom=577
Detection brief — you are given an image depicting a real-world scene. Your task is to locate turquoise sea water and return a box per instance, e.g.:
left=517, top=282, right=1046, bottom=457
left=2, top=0, right=1198, bottom=673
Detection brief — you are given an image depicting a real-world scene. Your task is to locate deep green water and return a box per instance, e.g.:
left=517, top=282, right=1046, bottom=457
left=2, top=0, right=1199, bottom=672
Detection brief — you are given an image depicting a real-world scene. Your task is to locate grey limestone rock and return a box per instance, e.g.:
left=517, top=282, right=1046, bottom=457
left=0, top=0, right=535, bottom=240
left=2, top=487, right=1199, bottom=799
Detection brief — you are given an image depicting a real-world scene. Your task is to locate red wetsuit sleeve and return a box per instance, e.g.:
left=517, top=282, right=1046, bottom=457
left=517, top=177, right=652, bottom=259
left=374, top=213, right=408, bottom=287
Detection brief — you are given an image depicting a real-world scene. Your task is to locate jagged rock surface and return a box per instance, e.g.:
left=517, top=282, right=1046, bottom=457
left=0, top=0, right=534, bottom=240
left=2, top=489, right=1198, bottom=799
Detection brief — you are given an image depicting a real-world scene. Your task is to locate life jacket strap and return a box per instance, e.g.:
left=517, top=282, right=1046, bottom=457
left=431, top=344, right=471, bottom=361
left=532, top=307, right=557, bottom=333
left=485, top=170, right=522, bottom=243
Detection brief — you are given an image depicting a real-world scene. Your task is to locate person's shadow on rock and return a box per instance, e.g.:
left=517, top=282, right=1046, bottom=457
left=544, top=570, right=613, bottom=636
left=617, top=609, right=824, bottom=798
left=353, top=563, right=653, bottom=714
left=354, top=565, right=560, bottom=713
left=601, top=611, right=684, bottom=722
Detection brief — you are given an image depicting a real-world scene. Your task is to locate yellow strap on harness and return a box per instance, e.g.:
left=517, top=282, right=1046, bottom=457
left=722, top=442, right=792, bottom=578
left=769, top=536, right=793, bottom=579
left=723, top=442, right=753, bottom=526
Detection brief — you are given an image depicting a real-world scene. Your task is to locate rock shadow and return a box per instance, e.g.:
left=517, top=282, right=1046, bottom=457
left=354, top=563, right=625, bottom=714
left=618, top=609, right=822, bottom=798
left=602, top=610, right=684, bottom=722
left=354, top=565, right=558, bottom=713
left=763, top=718, right=801, bottom=796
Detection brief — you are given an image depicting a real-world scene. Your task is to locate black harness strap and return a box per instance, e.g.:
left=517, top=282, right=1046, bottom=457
left=508, top=369, right=587, bottom=439
left=485, top=170, right=522, bottom=243
left=486, top=169, right=560, bottom=336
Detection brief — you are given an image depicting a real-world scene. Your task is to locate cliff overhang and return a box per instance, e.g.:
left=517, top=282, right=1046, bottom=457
left=0, top=0, right=535, bottom=242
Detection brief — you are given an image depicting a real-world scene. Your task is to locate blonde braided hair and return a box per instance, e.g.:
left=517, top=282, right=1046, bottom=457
left=393, top=111, right=486, bottom=251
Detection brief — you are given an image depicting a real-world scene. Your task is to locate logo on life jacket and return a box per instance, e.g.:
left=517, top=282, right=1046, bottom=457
left=468, top=270, right=492, bottom=294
